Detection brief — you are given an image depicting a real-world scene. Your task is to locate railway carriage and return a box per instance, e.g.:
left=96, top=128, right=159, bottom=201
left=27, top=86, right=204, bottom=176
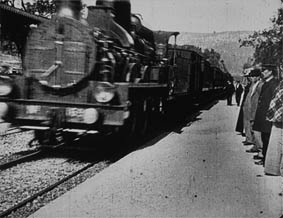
left=0, top=0, right=230, bottom=147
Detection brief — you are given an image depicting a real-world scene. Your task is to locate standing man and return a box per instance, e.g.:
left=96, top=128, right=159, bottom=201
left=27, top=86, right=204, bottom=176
left=243, top=69, right=262, bottom=146
left=226, top=80, right=235, bottom=106
left=252, top=64, right=279, bottom=165
left=235, top=74, right=251, bottom=135
left=249, top=73, right=264, bottom=160
left=235, top=81, right=243, bottom=106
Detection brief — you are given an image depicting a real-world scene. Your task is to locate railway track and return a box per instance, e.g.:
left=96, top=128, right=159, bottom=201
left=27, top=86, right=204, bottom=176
left=0, top=127, right=27, bottom=137
left=0, top=131, right=111, bottom=218
left=0, top=160, right=96, bottom=218
left=0, top=130, right=35, bottom=164
left=0, top=99, right=219, bottom=218
left=0, top=150, right=43, bottom=171
left=0, top=136, right=108, bottom=218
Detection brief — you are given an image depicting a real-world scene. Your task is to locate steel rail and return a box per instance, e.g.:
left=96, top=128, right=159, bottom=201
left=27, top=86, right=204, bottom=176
left=0, top=162, right=96, bottom=218
left=0, top=150, right=43, bottom=171
left=0, top=127, right=26, bottom=137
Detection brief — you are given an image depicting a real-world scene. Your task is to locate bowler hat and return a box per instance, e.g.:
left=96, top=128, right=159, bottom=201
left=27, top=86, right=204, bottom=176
left=248, top=68, right=261, bottom=77
left=261, top=64, right=277, bottom=74
left=243, top=67, right=252, bottom=76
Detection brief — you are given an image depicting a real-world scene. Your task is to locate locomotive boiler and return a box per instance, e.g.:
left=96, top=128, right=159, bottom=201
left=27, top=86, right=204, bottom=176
left=0, top=0, right=230, bottom=147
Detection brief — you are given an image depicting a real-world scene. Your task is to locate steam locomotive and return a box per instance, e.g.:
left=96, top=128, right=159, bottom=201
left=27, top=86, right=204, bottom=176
left=0, top=0, right=231, bottom=146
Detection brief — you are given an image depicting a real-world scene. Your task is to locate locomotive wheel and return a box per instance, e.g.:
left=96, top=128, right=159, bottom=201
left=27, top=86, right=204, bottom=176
left=137, top=99, right=150, bottom=136
left=109, top=113, right=137, bottom=152
left=119, top=110, right=138, bottom=139
left=34, top=130, right=50, bottom=145
left=62, top=132, right=77, bottom=145
left=121, top=99, right=150, bottom=138
left=34, top=129, right=64, bottom=146
left=112, top=102, right=141, bottom=144
left=112, top=99, right=150, bottom=147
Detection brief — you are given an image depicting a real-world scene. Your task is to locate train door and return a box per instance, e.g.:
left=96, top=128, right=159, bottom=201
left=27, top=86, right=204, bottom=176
left=199, top=59, right=205, bottom=92
left=195, top=55, right=201, bottom=93
left=189, top=53, right=197, bottom=93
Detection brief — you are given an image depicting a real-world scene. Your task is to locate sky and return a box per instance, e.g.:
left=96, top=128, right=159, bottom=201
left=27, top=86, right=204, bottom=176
left=83, top=0, right=281, bottom=33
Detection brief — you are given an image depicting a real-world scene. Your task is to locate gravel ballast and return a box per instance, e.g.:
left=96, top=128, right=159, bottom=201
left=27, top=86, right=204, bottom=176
left=0, top=154, right=109, bottom=218
left=4, top=161, right=109, bottom=218
left=0, top=131, right=35, bottom=164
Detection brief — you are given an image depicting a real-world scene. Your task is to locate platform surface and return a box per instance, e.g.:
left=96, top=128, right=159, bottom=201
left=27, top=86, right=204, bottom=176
left=29, top=100, right=283, bottom=218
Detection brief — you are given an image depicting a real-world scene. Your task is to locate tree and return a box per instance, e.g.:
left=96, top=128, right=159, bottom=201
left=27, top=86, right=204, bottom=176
left=203, top=48, right=222, bottom=67
left=24, top=0, right=55, bottom=17
left=240, top=1, right=283, bottom=67
left=0, top=0, right=55, bottom=17
left=0, top=0, right=16, bottom=6
left=0, top=0, right=55, bottom=55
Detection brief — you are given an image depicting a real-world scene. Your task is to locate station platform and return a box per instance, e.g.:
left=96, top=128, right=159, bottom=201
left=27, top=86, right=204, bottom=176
left=29, top=100, right=283, bottom=218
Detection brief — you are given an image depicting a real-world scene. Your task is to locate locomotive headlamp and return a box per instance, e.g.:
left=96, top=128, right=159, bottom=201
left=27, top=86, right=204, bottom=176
left=83, top=108, right=99, bottom=124
left=94, top=82, right=115, bottom=103
left=0, top=81, right=12, bottom=96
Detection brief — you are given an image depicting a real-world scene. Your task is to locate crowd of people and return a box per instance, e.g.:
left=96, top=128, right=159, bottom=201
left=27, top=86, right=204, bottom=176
left=235, top=64, right=283, bottom=176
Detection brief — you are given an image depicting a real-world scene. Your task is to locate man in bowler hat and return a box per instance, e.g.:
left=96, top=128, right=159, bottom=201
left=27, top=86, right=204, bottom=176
left=235, top=81, right=243, bottom=106
left=251, top=64, right=279, bottom=165
left=226, top=80, right=235, bottom=105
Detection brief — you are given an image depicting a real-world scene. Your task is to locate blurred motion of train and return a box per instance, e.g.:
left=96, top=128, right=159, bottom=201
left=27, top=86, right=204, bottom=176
left=0, top=0, right=232, bottom=146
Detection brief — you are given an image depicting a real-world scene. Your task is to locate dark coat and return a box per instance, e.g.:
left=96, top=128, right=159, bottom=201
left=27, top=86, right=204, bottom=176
left=235, top=84, right=243, bottom=105
left=253, top=78, right=279, bottom=133
left=235, top=83, right=251, bottom=133
left=235, top=84, right=243, bottom=97
left=226, top=83, right=235, bottom=97
left=250, top=81, right=263, bottom=121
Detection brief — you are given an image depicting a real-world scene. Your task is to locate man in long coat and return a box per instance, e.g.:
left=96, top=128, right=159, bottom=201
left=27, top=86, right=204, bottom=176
left=242, top=69, right=262, bottom=146
left=249, top=78, right=264, bottom=159
left=252, top=64, right=279, bottom=165
left=235, top=81, right=243, bottom=106
left=226, top=81, right=235, bottom=105
left=235, top=76, right=251, bottom=135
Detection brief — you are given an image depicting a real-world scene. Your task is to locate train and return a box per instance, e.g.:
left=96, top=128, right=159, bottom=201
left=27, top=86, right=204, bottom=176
left=0, top=0, right=232, bottom=147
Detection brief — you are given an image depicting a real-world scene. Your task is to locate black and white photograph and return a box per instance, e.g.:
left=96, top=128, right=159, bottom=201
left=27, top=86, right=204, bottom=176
left=0, top=0, right=282, bottom=217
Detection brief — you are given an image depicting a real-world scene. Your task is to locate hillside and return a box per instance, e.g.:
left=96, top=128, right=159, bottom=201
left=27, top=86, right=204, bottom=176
left=1, top=31, right=254, bottom=77
left=176, top=31, right=255, bottom=77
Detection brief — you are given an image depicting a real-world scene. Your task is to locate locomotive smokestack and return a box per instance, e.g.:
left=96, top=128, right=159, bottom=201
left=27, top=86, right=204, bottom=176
left=55, top=0, right=83, bottom=20
left=96, top=0, right=132, bottom=33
